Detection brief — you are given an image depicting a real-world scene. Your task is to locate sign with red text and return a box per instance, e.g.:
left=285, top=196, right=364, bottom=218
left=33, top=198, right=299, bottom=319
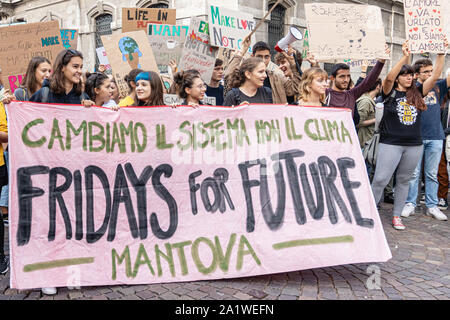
left=179, top=17, right=218, bottom=83
left=122, top=8, right=176, bottom=32
left=0, top=21, right=63, bottom=92
left=404, top=0, right=446, bottom=54
left=7, top=101, right=391, bottom=289
left=305, top=3, right=389, bottom=61
left=208, top=4, right=255, bottom=52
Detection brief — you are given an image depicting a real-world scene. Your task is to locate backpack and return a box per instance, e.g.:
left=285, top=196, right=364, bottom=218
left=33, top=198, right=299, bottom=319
left=362, top=90, right=396, bottom=167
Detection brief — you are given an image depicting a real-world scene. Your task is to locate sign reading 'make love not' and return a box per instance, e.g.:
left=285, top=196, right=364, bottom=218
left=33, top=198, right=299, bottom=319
left=8, top=101, right=391, bottom=289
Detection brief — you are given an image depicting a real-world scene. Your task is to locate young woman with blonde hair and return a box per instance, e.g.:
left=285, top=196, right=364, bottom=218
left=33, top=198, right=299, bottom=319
left=297, top=67, right=329, bottom=106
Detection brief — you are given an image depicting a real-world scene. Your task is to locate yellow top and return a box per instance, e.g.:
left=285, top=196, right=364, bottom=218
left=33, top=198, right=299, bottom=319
left=118, top=96, right=135, bottom=107
left=0, top=102, right=8, bottom=166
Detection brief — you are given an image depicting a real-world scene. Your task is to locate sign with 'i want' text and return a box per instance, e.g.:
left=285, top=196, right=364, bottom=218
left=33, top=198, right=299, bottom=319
left=7, top=101, right=391, bottom=289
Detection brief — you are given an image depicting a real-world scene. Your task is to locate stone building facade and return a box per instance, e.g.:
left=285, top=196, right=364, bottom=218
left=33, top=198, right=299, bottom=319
left=0, top=0, right=448, bottom=79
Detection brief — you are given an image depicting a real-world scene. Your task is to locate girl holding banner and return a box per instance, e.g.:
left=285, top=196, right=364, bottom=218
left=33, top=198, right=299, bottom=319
left=174, top=71, right=207, bottom=107
left=297, top=67, right=329, bottom=107
left=84, top=72, right=117, bottom=108
left=29, top=49, right=89, bottom=104
left=223, top=57, right=273, bottom=106
left=370, top=40, right=448, bottom=231
left=132, top=71, right=164, bottom=107
left=14, top=57, right=52, bottom=102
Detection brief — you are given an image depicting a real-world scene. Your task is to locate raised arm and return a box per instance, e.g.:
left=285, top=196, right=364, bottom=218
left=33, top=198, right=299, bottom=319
left=382, top=41, right=410, bottom=96
left=422, top=37, right=448, bottom=96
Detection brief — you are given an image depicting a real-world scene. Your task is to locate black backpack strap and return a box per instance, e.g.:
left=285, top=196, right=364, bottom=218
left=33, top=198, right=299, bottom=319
left=41, top=86, right=50, bottom=103
left=232, top=88, right=241, bottom=106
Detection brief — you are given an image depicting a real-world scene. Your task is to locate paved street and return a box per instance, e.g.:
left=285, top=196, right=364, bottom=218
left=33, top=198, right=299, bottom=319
left=1, top=201, right=449, bottom=301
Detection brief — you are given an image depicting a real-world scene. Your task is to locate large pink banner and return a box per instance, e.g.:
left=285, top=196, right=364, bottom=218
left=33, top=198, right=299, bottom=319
left=7, top=101, right=391, bottom=289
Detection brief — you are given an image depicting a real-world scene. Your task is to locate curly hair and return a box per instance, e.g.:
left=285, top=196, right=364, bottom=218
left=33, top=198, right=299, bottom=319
left=229, top=57, right=265, bottom=88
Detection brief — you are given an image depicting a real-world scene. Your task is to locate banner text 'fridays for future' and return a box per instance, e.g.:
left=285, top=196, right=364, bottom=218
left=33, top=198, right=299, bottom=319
left=8, top=102, right=391, bottom=289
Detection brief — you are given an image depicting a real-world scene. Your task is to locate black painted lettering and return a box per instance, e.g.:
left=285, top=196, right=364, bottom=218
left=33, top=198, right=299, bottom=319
left=151, top=164, right=178, bottom=240
left=48, top=167, right=73, bottom=241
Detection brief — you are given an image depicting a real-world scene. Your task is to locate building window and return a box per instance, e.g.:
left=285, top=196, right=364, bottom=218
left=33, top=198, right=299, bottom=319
left=268, top=3, right=286, bottom=58
left=148, top=2, right=169, bottom=8
left=94, top=14, right=113, bottom=70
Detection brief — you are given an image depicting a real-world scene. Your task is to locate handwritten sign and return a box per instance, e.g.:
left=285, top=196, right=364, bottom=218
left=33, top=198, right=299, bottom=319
left=304, top=3, right=389, bottom=61
left=101, top=31, right=159, bottom=98
left=122, top=8, right=176, bottom=32
left=60, top=29, right=78, bottom=50
left=445, top=1, right=450, bottom=41
left=0, top=21, right=63, bottom=92
left=404, top=0, right=446, bottom=54
left=95, top=47, right=112, bottom=71
left=344, top=59, right=378, bottom=68
left=147, top=24, right=189, bottom=74
left=301, top=29, right=309, bottom=59
left=208, top=5, right=255, bottom=51
left=163, top=93, right=216, bottom=106
left=7, top=101, right=391, bottom=289
left=179, top=17, right=218, bottom=84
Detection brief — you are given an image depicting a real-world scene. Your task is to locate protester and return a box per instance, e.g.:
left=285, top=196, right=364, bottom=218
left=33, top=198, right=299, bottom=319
left=401, top=58, right=450, bottom=220
left=371, top=40, right=447, bottom=230
left=223, top=57, right=273, bottom=106
left=0, top=101, right=8, bottom=275
left=438, top=70, right=450, bottom=209
left=109, top=76, right=120, bottom=104
left=133, top=71, right=164, bottom=106
left=29, top=48, right=93, bottom=295
left=14, top=57, right=52, bottom=101
left=30, top=49, right=89, bottom=104
left=206, top=59, right=225, bottom=106
left=118, top=68, right=143, bottom=107
left=224, top=38, right=301, bottom=104
left=356, top=78, right=382, bottom=148
left=174, top=71, right=207, bottom=107
left=325, top=46, right=389, bottom=114
left=84, top=72, right=117, bottom=108
left=297, top=67, right=328, bottom=106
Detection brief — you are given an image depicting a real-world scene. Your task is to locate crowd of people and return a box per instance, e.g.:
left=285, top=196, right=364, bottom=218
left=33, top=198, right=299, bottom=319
left=0, top=34, right=449, bottom=294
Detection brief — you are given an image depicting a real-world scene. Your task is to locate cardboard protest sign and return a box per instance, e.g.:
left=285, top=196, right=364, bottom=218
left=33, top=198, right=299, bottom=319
left=302, top=29, right=309, bottom=59
left=344, top=59, right=378, bottom=68
left=95, top=47, right=112, bottom=71
left=147, top=24, right=189, bottom=74
left=122, top=8, right=176, bottom=32
left=404, top=0, right=446, bottom=54
left=208, top=4, right=255, bottom=52
left=101, top=31, right=159, bottom=97
left=7, top=101, right=391, bottom=289
left=163, top=93, right=216, bottom=106
left=60, top=29, right=78, bottom=50
left=0, top=20, right=64, bottom=93
left=179, top=17, right=218, bottom=83
left=445, top=1, right=450, bottom=40
left=304, top=3, right=389, bottom=61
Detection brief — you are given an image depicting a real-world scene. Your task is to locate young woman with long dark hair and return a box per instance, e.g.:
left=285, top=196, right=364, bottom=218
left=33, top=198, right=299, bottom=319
left=30, top=49, right=89, bottom=104
left=14, top=56, right=52, bottom=101
left=132, top=71, right=164, bottom=106
left=371, top=40, right=448, bottom=230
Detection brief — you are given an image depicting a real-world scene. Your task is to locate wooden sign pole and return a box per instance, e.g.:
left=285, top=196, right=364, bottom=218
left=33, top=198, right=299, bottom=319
left=245, top=0, right=283, bottom=40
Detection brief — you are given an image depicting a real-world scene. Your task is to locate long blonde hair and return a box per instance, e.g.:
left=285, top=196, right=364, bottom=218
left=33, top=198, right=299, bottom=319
left=298, top=67, right=328, bottom=104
